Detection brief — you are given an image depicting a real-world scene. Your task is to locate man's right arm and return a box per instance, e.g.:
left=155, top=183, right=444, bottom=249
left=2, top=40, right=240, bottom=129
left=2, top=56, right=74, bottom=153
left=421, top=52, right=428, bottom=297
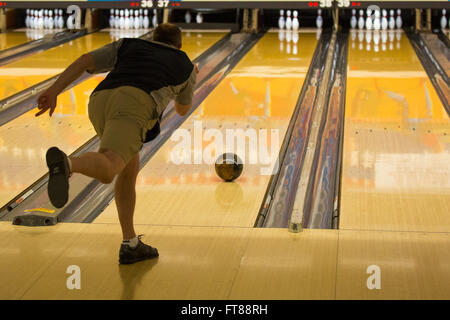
left=35, top=40, right=122, bottom=117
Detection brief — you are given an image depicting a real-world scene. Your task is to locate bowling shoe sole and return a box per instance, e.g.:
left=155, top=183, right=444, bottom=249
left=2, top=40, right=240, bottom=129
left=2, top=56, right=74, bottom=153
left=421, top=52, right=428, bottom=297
left=46, top=147, right=70, bottom=208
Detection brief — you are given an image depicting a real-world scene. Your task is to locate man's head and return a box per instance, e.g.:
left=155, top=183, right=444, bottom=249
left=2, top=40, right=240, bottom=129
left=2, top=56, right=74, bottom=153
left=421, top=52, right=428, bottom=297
left=153, top=23, right=182, bottom=49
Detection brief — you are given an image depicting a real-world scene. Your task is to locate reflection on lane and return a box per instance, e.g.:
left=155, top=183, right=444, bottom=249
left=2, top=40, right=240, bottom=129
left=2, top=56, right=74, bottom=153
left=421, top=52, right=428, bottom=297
left=340, top=30, right=450, bottom=232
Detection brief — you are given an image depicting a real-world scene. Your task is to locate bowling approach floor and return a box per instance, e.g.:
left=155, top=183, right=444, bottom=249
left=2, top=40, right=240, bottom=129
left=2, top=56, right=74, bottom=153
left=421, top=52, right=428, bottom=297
left=0, top=30, right=449, bottom=300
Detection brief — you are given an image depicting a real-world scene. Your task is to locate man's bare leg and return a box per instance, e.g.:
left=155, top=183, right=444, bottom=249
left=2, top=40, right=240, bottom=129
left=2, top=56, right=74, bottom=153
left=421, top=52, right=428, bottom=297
left=114, top=153, right=140, bottom=240
left=70, top=149, right=125, bottom=184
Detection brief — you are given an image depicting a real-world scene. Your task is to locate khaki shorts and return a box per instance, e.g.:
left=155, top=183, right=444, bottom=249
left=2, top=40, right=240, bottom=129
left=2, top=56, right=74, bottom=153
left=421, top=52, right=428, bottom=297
left=88, top=86, right=158, bottom=164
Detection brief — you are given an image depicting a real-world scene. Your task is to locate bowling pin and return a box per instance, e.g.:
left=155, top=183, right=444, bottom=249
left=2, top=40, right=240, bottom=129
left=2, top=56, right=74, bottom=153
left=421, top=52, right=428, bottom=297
left=381, top=9, right=388, bottom=30
left=388, top=9, right=395, bottom=29
left=109, top=9, right=114, bottom=28
left=152, top=9, right=158, bottom=27
left=396, top=9, right=402, bottom=29
left=365, top=9, right=372, bottom=30
left=316, top=9, right=323, bottom=29
left=285, top=10, right=292, bottom=30
left=48, top=10, right=54, bottom=30
left=358, top=10, right=365, bottom=30
left=441, top=9, right=447, bottom=30
left=125, top=9, right=130, bottom=30
left=119, top=10, right=125, bottom=29
left=292, top=10, right=299, bottom=31
left=138, top=9, right=143, bottom=28
left=185, top=10, right=192, bottom=23
left=196, top=12, right=203, bottom=24
left=43, top=9, right=48, bottom=29
left=373, top=10, right=381, bottom=30
left=53, top=9, right=58, bottom=28
left=129, top=10, right=135, bottom=30
left=134, top=10, right=140, bottom=29
left=25, top=9, right=30, bottom=28
left=143, top=9, right=150, bottom=28
left=278, top=10, right=285, bottom=29
left=350, top=9, right=357, bottom=29
left=58, top=9, right=64, bottom=29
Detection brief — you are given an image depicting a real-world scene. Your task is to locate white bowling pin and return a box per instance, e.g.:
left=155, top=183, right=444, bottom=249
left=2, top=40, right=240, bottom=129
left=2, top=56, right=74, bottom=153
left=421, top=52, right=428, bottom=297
left=316, top=9, right=323, bottom=29
left=293, top=10, right=299, bottom=31
left=43, top=9, right=48, bottom=29
left=109, top=9, right=114, bottom=28
left=134, top=10, right=140, bottom=29
left=358, top=10, right=365, bottom=30
left=381, top=9, right=388, bottom=30
left=124, top=9, right=130, bottom=30
left=129, top=10, right=135, bottom=30
left=285, top=10, right=292, bottom=30
left=196, top=12, right=203, bottom=23
left=38, top=10, right=44, bottom=30
left=441, top=9, right=447, bottom=30
left=138, top=10, right=143, bottom=28
left=152, top=9, right=158, bottom=27
left=185, top=10, right=192, bottom=24
left=396, top=9, right=402, bottom=29
left=58, top=9, right=64, bottom=29
left=54, top=9, right=58, bottom=28
left=388, top=9, right=395, bottom=29
left=350, top=9, right=357, bottom=29
left=365, top=9, right=372, bottom=30
left=278, top=10, right=285, bottom=29
left=48, top=10, right=54, bottom=30
left=25, top=9, right=30, bottom=28
left=143, top=9, right=150, bottom=28
left=119, top=10, right=125, bottom=29
left=373, top=10, right=381, bottom=30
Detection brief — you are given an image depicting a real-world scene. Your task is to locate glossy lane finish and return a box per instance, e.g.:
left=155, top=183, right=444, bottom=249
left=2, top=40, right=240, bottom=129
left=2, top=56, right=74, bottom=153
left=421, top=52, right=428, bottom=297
left=341, top=30, right=450, bottom=232
left=93, top=31, right=318, bottom=228
left=0, top=32, right=226, bottom=207
left=0, top=31, right=32, bottom=51
left=0, top=32, right=118, bottom=100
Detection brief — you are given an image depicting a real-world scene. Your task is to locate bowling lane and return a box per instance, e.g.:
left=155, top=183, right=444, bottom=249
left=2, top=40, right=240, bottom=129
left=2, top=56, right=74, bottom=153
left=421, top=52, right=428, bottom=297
left=340, top=30, right=450, bottom=233
left=0, top=31, right=123, bottom=100
left=93, top=31, right=319, bottom=228
left=0, top=31, right=226, bottom=207
left=0, top=31, right=33, bottom=51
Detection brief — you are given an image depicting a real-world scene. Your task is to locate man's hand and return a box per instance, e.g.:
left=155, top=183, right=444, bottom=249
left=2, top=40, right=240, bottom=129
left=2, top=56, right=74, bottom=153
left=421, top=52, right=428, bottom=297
left=35, top=88, right=58, bottom=117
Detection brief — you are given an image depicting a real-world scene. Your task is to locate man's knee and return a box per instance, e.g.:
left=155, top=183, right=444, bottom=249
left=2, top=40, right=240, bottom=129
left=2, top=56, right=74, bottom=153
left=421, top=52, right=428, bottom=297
left=118, top=154, right=140, bottom=181
left=99, top=148, right=126, bottom=183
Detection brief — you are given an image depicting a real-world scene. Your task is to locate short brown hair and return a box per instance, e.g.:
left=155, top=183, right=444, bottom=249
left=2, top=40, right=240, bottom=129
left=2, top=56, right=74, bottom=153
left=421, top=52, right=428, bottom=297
left=153, top=23, right=182, bottom=48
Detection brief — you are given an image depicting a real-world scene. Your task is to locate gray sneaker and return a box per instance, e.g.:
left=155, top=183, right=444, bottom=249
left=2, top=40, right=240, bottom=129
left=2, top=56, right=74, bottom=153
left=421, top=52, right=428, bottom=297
left=119, top=235, right=159, bottom=264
